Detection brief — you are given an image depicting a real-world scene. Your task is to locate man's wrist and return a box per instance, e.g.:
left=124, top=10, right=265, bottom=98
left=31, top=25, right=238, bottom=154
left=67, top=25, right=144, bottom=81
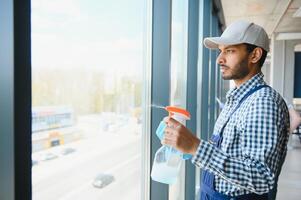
left=191, top=138, right=201, bottom=156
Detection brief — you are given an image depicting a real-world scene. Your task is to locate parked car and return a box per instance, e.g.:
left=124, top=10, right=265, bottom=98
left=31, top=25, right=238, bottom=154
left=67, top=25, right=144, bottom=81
left=61, top=147, right=76, bottom=155
left=92, top=173, right=115, bottom=188
left=40, top=152, right=58, bottom=161
left=32, top=159, right=38, bottom=166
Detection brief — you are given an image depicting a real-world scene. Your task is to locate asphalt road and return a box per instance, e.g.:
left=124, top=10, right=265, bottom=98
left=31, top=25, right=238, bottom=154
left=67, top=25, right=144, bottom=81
left=32, top=116, right=142, bottom=200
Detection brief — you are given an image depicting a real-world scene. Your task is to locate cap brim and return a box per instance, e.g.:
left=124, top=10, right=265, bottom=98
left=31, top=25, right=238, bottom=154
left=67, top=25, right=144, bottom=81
left=204, top=37, right=242, bottom=49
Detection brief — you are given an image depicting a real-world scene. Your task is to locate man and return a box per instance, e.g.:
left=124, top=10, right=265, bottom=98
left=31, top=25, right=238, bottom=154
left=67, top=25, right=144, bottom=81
left=162, top=20, right=290, bottom=200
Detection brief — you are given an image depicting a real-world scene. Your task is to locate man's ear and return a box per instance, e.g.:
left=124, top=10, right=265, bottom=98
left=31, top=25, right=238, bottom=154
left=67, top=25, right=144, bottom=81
left=250, top=47, right=263, bottom=64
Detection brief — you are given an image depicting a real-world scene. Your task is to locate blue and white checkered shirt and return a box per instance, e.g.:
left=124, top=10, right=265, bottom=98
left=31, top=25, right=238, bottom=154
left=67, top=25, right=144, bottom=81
left=192, top=72, right=290, bottom=196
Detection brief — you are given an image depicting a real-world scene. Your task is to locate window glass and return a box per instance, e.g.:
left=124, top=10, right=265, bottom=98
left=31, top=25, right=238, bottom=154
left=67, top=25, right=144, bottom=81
left=31, top=1, right=148, bottom=199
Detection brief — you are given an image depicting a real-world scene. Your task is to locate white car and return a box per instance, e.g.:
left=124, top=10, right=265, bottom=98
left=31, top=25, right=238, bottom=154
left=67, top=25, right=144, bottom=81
left=92, top=173, right=115, bottom=188
left=61, top=147, right=76, bottom=155
left=40, top=152, right=58, bottom=161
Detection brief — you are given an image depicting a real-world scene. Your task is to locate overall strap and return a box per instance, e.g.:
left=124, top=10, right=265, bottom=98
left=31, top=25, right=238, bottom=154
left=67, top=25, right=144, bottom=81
left=202, top=85, right=271, bottom=198
left=230, top=85, right=269, bottom=117
left=218, top=85, right=270, bottom=144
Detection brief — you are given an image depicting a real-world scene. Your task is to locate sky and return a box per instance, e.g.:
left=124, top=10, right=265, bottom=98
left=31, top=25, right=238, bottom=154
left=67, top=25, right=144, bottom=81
left=31, top=0, right=146, bottom=77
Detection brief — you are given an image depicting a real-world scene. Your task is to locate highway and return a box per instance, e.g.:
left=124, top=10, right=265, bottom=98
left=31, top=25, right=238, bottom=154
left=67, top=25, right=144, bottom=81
left=32, top=115, right=142, bottom=200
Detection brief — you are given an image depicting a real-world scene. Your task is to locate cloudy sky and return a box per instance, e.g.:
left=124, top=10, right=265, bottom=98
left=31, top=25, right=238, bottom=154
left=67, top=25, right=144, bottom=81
left=31, top=0, right=145, bottom=77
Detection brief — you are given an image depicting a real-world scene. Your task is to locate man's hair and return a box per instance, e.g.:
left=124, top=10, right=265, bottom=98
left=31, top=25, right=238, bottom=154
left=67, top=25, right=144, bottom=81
left=244, top=43, right=267, bottom=68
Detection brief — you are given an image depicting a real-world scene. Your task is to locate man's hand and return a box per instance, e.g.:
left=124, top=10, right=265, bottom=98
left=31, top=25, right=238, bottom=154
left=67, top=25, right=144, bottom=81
left=162, top=117, right=200, bottom=156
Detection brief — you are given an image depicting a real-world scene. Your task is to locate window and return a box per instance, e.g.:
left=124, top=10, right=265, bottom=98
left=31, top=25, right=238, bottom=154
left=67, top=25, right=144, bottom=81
left=169, top=0, right=189, bottom=199
left=31, top=0, right=149, bottom=199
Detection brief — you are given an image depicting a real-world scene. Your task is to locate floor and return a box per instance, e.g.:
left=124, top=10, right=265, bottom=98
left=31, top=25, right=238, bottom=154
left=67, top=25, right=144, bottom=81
left=277, top=135, right=301, bottom=200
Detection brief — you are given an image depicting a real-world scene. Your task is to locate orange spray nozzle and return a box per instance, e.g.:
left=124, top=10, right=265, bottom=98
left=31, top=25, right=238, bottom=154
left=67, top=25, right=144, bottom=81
left=165, top=106, right=191, bottom=120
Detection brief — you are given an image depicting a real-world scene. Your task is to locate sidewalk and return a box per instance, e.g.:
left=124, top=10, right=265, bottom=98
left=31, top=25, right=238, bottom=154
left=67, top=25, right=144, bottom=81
left=277, top=136, right=301, bottom=200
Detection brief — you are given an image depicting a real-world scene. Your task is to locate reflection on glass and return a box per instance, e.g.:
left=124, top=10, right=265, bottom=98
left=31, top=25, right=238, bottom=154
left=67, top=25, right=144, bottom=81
left=169, top=0, right=188, bottom=200
left=31, top=1, right=146, bottom=199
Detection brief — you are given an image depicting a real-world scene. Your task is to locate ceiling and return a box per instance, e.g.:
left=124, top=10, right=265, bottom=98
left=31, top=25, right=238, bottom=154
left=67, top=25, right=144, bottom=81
left=221, top=0, right=301, bottom=39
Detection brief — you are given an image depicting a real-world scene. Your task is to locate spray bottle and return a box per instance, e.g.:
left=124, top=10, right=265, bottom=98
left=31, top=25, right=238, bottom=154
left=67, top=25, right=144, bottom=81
left=151, top=106, right=192, bottom=184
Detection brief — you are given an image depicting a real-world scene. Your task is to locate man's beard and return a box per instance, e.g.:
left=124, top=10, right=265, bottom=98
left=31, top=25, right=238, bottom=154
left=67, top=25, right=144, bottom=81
left=221, top=58, right=250, bottom=80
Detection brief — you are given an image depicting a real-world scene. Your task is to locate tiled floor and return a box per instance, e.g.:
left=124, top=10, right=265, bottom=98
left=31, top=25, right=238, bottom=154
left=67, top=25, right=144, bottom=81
left=277, top=136, right=301, bottom=200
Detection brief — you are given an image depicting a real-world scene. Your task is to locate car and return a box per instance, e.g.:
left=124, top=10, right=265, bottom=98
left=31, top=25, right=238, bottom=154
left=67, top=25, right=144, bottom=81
left=108, top=123, right=119, bottom=132
left=100, top=121, right=110, bottom=131
left=61, top=147, right=76, bottom=155
left=40, top=152, right=58, bottom=161
left=32, top=159, right=38, bottom=166
left=92, top=173, right=115, bottom=188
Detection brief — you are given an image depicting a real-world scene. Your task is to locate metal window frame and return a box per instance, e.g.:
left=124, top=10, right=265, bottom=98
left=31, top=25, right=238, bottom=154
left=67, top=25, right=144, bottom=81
left=141, top=0, right=153, bottom=199
left=0, top=0, right=32, bottom=200
left=0, top=1, right=227, bottom=200
left=197, top=0, right=211, bottom=143
left=195, top=0, right=212, bottom=198
left=14, top=1, right=32, bottom=199
left=0, top=0, right=15, bottom=199
left=209, top=13, right=218, bottom=135
left=184, top=0, right=199, bottom=199
left=149, top=1, right=223, bottom=199
left=215, top=24, right=222, bottom=118
left=150, top=0, right=172, bottom=199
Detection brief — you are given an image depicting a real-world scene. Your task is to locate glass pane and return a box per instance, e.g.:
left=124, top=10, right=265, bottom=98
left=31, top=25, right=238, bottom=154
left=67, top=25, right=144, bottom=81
left=169, top=0, right=189, bottom=199
left=31, top=1, right=148, bottom=199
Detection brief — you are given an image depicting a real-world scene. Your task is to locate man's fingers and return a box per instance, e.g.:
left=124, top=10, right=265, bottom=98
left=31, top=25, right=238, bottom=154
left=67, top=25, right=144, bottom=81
left=168, top=117, right=181, bottom=126
left=164, top=117, right=182, bottom=129
left=164, top=127, right=180, bottom=139
left=163, top=116, right=170, bottom=123
left=162, top=137, right=176, bottom=146
left=164, top=126, right=173, bottom=133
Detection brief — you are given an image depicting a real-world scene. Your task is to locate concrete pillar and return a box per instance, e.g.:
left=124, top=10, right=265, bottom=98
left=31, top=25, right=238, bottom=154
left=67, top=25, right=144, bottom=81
left=270, top=34, right=301, bottom=103
left=270, top=33, right=286, bottom=96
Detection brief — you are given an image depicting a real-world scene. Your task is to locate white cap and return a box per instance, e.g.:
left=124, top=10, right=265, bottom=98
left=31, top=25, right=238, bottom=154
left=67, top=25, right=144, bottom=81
left=204, top=20, right=269, bottom=52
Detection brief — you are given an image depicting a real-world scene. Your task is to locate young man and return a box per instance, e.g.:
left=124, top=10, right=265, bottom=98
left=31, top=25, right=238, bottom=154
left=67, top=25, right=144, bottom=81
left=162, top=20, right=290, bottom=200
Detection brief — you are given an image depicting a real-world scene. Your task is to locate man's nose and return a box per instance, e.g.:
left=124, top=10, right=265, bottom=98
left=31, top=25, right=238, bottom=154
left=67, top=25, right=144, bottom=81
left=216, top=53, right=225, bottom=65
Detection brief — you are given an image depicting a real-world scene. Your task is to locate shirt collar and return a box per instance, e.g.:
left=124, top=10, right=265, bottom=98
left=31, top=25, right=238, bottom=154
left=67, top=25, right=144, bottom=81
left=226, top=72, right=265, bottom=103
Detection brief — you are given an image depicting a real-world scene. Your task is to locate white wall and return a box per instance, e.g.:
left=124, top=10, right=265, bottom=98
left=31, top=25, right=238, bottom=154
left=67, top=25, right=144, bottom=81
left=270, top=34, right=301, bottom=104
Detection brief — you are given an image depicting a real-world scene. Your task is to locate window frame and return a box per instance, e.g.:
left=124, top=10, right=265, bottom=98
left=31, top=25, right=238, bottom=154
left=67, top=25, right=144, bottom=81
left=149, top=0, right=172, bottom=199
left=0, top=0, right=225, bottom=199
left=0, top=0, right=32, bottom=200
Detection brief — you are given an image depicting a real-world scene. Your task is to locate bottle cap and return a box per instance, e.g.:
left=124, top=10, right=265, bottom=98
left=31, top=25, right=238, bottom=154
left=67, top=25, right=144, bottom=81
left=165, top=106, right=190, bottom=120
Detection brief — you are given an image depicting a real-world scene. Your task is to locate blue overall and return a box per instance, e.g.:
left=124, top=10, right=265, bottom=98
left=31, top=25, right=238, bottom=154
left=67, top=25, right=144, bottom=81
left=200, top=85, right=271, bottom=200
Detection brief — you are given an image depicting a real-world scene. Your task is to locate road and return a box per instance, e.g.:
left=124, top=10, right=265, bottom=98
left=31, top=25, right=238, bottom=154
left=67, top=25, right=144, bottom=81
left=32, top=115, right=142, bottom=200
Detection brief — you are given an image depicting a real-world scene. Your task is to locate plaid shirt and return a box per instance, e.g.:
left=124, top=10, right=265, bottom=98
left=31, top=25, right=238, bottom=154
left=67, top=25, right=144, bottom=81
left=192, top=72, right=290, bottom=196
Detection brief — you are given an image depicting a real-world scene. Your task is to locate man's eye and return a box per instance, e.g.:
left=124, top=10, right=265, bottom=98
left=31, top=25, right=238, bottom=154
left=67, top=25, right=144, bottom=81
left=226, top=49, right=234, bottom=53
